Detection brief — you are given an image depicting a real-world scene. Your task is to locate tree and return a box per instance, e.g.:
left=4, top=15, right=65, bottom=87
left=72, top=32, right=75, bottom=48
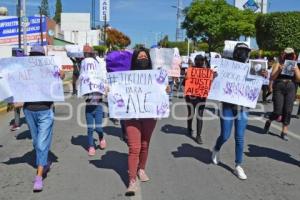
left=182, top=0, right=256, bottom=52
left=133, top=44, right=145, bottom=50
left=256, top=12, right=300, bottom=52
left=40, top=0, right=50, bottom=17
left=93, top=45, right=107, bottom=57
left=106, top=28, right=131, bottom=49
left=158, top=35, right=209, bottom=55
left=53, top=0, right=62, bottom=23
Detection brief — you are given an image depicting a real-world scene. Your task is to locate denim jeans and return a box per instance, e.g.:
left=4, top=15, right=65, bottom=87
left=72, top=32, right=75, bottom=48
left=23, top=108, right=54, bottom=167
left=169, top=79, right=174, bottom=100
left=214, top=103, right=248, bottom=165
left=85, top=105, right=104, bottom=147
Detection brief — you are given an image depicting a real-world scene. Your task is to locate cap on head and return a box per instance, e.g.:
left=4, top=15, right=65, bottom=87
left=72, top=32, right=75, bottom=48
left=234, top=43, right=251, bottom=52
left=30, top=46, right=45, bottom=55
left=83, top=45, right=93, bottom=53
left=284, top=47, right=294, bottom=54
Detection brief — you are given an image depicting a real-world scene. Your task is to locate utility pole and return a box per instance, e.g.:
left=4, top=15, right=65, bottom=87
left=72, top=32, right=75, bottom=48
left=103, top=14, right=107, bottom=46
left=39, top=6, right=43, bottom=46
left=17, top=0, right=21, bottom=48
left=21, top=0, right=28, bottom=54
left=261, top=0, right=264, bottom=13
left=92, top=0, right=95, bottom=29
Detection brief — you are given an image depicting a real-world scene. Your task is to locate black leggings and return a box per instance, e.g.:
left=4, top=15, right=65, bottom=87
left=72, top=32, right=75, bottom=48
left=185, top=96, right=206, bottom=136
left=270, top=81, right=296, bottom=125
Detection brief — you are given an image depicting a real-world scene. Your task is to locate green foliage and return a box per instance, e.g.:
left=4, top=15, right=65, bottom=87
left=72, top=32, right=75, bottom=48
left=133, top=44, right=145, bottom=50
left=256, top=12, right=300, bottom=52
left=93, top=45, right=107, bottom=56
left=182, top=0, right=256, bottom=51
left=53, top=0, right=62, bottom=23
left=158, top=35, right=209, bottom=55
left=40, top=0, right=50, bottom=17
left=250, top=50, right=280, bottom=59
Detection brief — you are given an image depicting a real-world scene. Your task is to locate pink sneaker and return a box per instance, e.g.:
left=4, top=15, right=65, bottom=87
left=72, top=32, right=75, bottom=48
left=88, top=147, right=96, bottom=156
left=99, top=138, right=107, bottom=150
left=10, top=124, right=20, bottom=131
left=138, top=169, right=150, bottom=182
left=125, top=179, right=138, bottom=196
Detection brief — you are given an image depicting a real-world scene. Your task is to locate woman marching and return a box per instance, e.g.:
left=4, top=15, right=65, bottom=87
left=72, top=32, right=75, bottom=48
left=81, top=46, right=107, bottom=156
left=263, top=48, right=300, bottom=140
left=123, top=47, right=170, bottom=196
left=23, top=46, right=65, bottom=192
left=185, top=54, right=216, bottom=144
left=211, top=43, right=267, bottom=180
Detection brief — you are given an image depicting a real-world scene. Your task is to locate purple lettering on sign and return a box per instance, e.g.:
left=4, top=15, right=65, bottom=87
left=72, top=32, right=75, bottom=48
left=223, top=82, right=260, bottom=102
left=113, top=93, right=125, bottom=108
left=157, top=102, right=168, bottom=115
left=156, top=69, right=168, bottom=84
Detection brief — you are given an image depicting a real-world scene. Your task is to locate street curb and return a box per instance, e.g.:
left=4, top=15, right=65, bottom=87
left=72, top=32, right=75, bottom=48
left=0, top=80, right=72, bottom=114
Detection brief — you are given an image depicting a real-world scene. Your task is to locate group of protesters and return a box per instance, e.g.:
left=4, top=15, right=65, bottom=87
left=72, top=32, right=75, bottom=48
left=3, top=42, right=300, bottom=196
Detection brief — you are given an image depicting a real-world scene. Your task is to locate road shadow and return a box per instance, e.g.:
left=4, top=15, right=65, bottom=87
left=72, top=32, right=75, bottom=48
left=172, top=143, right=211, bottom=165
left=245, top=144, right=300, bottom=167
left=89, top=151, right=128, bottom=186
left=15, top=130, right=32, bottom=140
left=246, top=124, right=264, bottom=135
left=103, top=126, right=125, bottom=141
left=9, top=117, right=27, bottom=127
left=0, top=145, right=3, bottom=148
left=2, top=150, right=58, bottom=168
left=71, top=135, right=91, bottom=151
left=161, top=124, right=189, bottom=136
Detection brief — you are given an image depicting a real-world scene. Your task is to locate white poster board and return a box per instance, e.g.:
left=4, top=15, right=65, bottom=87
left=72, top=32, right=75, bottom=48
left=78, top=57, right=107, bottom=96
left=0, top=56, right=64, bottom=103
left=150, top=48, right=174, bottom=70
left=208, top=58, right=263, bottom=108
left=65, top=45, right=84, bottom=58
left=223, top=40, right=250, bottom=58
left=0, top=74, right=12, bottom=101
left=107, top=69, right=170, bottom=119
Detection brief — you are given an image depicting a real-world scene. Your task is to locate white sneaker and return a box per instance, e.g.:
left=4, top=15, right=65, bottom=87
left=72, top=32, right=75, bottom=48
left=211, top=149, right=220, bottom=165
left=235, top=165, right=247, bottom=180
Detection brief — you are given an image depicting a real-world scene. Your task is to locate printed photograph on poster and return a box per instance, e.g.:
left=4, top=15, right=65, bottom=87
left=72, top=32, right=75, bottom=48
left=281, top=60, right=297, bottom=77
left=248, top=60, right=267, bottom=79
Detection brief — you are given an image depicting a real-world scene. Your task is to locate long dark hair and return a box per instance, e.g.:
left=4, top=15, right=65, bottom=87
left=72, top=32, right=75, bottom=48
left=131, top=47, right=152, bottom=70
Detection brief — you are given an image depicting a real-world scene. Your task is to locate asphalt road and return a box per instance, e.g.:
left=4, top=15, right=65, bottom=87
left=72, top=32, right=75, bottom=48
left=0, top=89, right=299, bottom=200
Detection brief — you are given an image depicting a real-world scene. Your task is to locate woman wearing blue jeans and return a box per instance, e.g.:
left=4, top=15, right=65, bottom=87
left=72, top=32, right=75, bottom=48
left=23, top=46, right=65, bottom=192
left=211, top=43, right=267, bottom=180
left=85, top=92, right=107, bottom=156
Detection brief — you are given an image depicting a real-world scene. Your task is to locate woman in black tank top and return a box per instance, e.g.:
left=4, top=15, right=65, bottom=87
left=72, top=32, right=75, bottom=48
left=263, top=48, right=300, bottom=141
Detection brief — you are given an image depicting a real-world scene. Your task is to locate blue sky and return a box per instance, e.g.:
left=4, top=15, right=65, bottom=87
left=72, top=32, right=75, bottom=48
left=1, top=0, right=300, bottom=47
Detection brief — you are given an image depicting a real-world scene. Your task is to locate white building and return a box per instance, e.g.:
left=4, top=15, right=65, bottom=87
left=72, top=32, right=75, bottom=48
left=61, top=13, right=102, bottom=46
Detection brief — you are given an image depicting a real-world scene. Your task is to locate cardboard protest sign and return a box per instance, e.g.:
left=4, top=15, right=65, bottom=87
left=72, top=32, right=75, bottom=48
left=190, top=51, right=205, bottom=65
left=107, top=69, right=169, bottom=119
left=0, top=56, right=64, bottom=103
left=65, top=45, right=84, bottom=58
left=248, top=59, right=267, bottom=79
left=223, top=40, right=250, bottom=58
left=150, top=48, right=174, bottom=70
left=168, top=48, right=181, bottom=77
left=0, top=75, right=12, bottom=101
left=184, top=68, right=214, bottom=98
left=78, top=57, right=107, bottom=96
left=281, top=60, right=297, bottom=77
left=208, top=58, right=263, bottom=108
